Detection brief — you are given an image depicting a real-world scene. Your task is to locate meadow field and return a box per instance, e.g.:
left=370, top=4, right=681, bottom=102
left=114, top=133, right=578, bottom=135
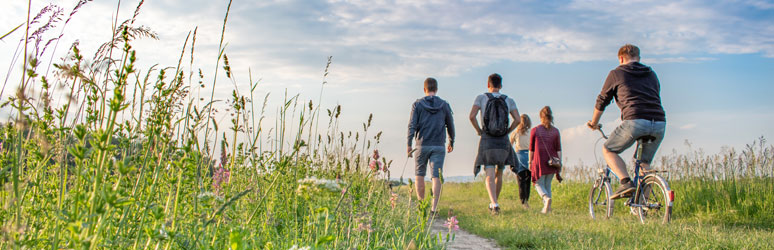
left=2, top=1, right=773, bottom=250
left=436, top=139, right=774, bottom=249
left=0, top=1, right=451, bottom=249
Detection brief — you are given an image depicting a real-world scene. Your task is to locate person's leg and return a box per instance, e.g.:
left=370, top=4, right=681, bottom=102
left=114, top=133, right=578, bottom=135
left=495, top=167, right=503, bottom=200
left=518, top=170, right=531, bottom=205
left=484, top=166, right=498, bottom=207
left=429, top=146, right=446, bottom=212
left=431, top=177, right=441, bottom=212
left=543, top=174, right=554, bottom=199
left=415, top=176, right=425, bottom=200
left=534, top=176, right=547, bottom=198
left=414, top=147, right=430, bottom=201
left=536, top=174, right=553, bottom=213
left=604, top=121, right=640, bottom=198
left=603, top=148, right=628, bottom=180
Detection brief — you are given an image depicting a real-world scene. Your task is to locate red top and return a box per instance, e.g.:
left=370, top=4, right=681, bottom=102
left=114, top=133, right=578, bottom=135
left=530, top=125, right=561, bottom=183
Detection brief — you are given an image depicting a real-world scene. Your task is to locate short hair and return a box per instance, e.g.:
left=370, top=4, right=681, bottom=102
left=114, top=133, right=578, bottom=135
left=618, top=44, right=640, bottom=59
left=424, top=77, right=438, bottom=92
left=488, top=73, right=502, bottom=88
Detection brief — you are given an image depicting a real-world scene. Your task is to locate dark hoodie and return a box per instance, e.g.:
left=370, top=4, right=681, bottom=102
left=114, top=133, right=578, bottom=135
left=596, top=62, right=666, bottom=121
left=407, top=95, right=455, bottom=147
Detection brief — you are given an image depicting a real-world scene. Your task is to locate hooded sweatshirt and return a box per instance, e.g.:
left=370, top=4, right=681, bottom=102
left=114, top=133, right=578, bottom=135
left=407, top=95, right=455, bottom=147
left=596, top=62, right=666, bottom=121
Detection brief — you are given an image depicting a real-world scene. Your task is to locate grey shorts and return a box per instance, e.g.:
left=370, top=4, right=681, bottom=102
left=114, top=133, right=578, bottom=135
left=415, top=146, right=445, bottom=178
left=605, top=119, right=666, bottom=164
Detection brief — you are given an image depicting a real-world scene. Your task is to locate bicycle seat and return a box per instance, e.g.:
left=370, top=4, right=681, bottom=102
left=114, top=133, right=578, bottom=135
left=637, top=136, right=657, bottom=143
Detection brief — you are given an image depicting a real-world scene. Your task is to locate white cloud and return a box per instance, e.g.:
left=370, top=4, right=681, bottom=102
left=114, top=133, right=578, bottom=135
left=680, top=123, right=697, bottom=130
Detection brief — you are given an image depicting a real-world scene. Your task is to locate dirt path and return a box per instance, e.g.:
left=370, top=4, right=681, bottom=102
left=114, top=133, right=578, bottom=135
left=431, top=218, right=500, bottom=250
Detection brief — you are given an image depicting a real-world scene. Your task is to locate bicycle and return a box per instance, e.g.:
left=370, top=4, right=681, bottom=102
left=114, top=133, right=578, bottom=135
left=588, top=127, right=674, bottom=224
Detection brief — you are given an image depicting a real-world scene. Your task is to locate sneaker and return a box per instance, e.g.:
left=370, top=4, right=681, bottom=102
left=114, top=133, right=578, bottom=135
left=492, top=206, right=501, bottom=215
left=611, top=181, right=635, bottom=200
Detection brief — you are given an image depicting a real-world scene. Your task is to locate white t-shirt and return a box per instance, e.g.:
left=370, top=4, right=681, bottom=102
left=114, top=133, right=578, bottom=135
left=474, top=92, right=518, bottom=122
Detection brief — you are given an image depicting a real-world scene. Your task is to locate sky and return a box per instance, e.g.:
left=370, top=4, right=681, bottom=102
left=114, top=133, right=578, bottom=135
left=1, top=0, right=773, bottom=177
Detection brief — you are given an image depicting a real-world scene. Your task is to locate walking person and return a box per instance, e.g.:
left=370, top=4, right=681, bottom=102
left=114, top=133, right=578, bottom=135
left=510, top=114, right=532, bottom=209
left=469, top=73, right=520, bottom=215
left=407, top=77, right=455, bottom=215
left=530, top=106, right=563, bottom=214
left=587, top=44, right=667, bottom=199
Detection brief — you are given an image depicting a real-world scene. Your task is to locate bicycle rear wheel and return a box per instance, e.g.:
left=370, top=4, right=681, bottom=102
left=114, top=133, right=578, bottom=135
left=635, top=175, right=672, bottom=224
left=588, top=179, right=613, bottom=219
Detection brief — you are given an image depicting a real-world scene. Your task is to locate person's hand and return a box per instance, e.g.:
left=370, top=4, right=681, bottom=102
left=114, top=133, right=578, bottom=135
left=586, top=120, right=600, bottom=130
left=407, top=146, right=413, bottom=158
left=556, top=173, right=564, bottom=183
left=447, top=145, right=454, bottom=153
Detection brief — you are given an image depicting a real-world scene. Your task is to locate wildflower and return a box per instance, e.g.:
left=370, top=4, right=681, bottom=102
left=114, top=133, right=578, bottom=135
left=369, top=159, right=383, bottom=172
left=389, top=192, right=399, bottom=209
left=444, top=216, right=460, bottom=231
left=355, top=213, right=374, bottom=233
left=372, top=149, right=380, bottom=160
left=212, top=166, right=231, bottom=195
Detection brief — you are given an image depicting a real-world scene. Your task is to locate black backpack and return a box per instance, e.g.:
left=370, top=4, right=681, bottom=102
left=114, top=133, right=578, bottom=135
left=483, top=93, right=510, bottom=137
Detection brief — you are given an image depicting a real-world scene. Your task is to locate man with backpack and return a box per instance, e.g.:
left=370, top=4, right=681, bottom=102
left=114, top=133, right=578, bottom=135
left=407, top=77, right=456, bottom=215
left=469, top=73, right=521, bottom=215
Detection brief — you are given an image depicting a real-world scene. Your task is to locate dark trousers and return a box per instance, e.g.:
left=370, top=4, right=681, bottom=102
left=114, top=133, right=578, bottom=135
left=517, top=170, right=531, bottom=204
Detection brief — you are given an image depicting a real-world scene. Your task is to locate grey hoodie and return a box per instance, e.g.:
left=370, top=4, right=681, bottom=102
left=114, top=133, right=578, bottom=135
left=407, top=95, right=455, bottom=147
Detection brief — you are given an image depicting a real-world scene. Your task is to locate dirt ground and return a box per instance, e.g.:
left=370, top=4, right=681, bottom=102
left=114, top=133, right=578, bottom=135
left=431, top=218, right=500, bottom=250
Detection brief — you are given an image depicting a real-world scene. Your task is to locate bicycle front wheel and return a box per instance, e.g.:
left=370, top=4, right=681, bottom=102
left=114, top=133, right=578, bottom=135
left=635, top=175, right=673, bottom=224
left=589, top=179, right=613, bottom=219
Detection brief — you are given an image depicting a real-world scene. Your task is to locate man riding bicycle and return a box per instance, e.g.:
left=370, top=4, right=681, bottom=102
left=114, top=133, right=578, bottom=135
left=587, top=44, right=666, bottom=200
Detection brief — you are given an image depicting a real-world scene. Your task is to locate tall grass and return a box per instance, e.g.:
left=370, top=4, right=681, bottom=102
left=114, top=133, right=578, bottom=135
left=0, top=1, right=447, bottom=249
left=560, top=137, right=774, bottom=227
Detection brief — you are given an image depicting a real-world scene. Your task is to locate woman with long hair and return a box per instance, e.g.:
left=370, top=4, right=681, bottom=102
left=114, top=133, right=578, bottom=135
left=510, top=114, right=532, bottom=208
left=529, top=106, right=563, bottom=214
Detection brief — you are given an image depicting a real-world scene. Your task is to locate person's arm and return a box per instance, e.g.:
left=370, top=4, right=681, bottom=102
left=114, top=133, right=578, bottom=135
left=508, top=109, right=521, bottom=134
left=589, top=72, right=616, bottom=129
left=509, top=130, right=517, bottom=145
left=555, top=130, right=563, bottom=182
left=528, top=128, right=536, bottom=167
left=407, top=103, right=418, bottom=154
left=445, top=103, right=455, bottom=153
left=469, top=105, right=482, bottom=136
left=587, top=109, right=604, bottom=129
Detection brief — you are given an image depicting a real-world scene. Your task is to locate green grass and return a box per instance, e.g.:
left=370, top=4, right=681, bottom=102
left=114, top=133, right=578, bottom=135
left=0, top=1, right=444, bottom=249
left=439, top=180, right=774, bottom=249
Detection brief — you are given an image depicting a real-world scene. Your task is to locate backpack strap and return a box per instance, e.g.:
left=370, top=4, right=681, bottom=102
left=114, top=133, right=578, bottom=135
left=485, top=93, right=494, bottom=99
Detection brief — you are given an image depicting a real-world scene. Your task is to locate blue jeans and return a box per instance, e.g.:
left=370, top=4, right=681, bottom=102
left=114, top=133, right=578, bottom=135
left=515, top=150, right=529, bottom=173
left=415, top=146, right=445, bottom=178
left=605, top=119, right=666, bottom=164
left=535, top=174, right=554, bottom=199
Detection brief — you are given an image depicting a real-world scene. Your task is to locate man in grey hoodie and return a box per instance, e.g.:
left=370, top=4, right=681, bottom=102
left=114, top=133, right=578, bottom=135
left=407, top=77, right=455, bottom=214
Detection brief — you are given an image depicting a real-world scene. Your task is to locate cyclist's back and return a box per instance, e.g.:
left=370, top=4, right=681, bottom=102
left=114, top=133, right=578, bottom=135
left=597, top=61, right=665, bottom=122
left=588, top=44, right=666, bottom=199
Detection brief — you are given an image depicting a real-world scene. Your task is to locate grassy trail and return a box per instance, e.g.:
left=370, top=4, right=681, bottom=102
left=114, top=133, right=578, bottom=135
left=437, top=181, right=773, bottom=249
